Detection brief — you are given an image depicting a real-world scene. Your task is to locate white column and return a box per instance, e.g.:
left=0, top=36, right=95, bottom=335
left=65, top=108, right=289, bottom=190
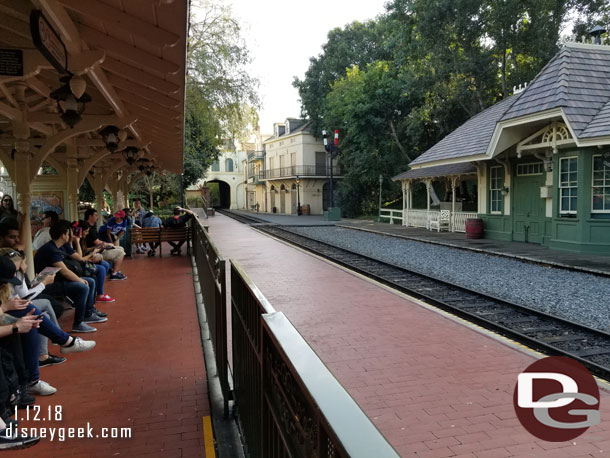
left=425, top=179, right=431, bottom=229
left=451, top=177, right=457, bottom=232
left=66, top=156, right=79, bottom=221
left=92, top=166, right=105, bottom=227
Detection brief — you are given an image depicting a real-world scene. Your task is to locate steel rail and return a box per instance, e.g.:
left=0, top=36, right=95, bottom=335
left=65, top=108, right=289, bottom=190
left=218, top=210, right=610, bottom=381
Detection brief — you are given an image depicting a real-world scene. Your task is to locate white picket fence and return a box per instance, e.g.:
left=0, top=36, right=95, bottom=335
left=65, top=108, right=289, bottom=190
left=380, top=209, right=478, bottom=232
left=379, top=209, right=404, bottom=224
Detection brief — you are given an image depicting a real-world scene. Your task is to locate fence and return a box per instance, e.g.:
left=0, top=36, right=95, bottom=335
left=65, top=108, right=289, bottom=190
left=403, top=209, right=478, bottom=232
left=192, top=215, right=398, bottom=457
left=452, top=211, right=478, bottom=232
left=379, top=208, right=404, bottom=224
left=231, top=261, right=399, bottom=458
left=191, top=219, right=230, bottom=411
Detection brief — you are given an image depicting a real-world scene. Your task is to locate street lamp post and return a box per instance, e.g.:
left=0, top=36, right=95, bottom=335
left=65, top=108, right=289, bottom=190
left=296, top=175, right=302, bottom=215
left=378, top=174, right=383, bottom=221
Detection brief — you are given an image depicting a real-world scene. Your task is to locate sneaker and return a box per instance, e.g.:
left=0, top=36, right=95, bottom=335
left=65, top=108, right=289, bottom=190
left=84, top=314, right=107, bottom=323
left=60, top=337, right=96, bottom=354
left=96, top=294, right=115, bottom=303
left=92, top=308, right=108, bottom=317
left=0, top=429, right=39, bottom=451
left=109, top=271, right=127, bottom=281
left=39, top=354, right=66, bottom=368
left=28, top=380, right=56, bottom=396
left=71, top=322, right=97, bottom=333
left=12, top=387, right=34, bottom=409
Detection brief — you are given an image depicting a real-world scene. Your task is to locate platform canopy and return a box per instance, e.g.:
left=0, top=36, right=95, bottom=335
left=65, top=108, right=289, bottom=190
left=0, top=0, right=188, bottom=278
left=0, top=0, right=187, bottom=180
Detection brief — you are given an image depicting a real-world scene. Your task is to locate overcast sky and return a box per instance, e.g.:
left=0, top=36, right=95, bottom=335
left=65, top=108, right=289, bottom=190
left=225, top=0, right=389, bottom=135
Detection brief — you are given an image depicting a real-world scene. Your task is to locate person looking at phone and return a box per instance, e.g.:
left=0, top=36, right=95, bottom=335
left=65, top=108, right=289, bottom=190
left=32, top=211, right=59, bottom=251
left=70, top=222, right=115, bottom=303
left=34, top=221, right=104, bottom=333
left=1, top=250, right=96, bottom=373
left=83, top=208, right=127, bottom=281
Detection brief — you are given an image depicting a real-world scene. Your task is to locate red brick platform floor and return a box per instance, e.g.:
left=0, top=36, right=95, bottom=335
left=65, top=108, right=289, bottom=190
left=205, top=213, right=610, bottom=458
left=15, top=251, right=210, bottom=458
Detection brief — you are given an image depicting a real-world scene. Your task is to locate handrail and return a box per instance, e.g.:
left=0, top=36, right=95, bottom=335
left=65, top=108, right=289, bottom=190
left=230, top=260, right=398, bottom=457
left=260, top=164, right=342, bottom=179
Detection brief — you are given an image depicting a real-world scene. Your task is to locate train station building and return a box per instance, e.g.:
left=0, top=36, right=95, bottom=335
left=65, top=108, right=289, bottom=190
left=394, top=39, right=610, bottom=255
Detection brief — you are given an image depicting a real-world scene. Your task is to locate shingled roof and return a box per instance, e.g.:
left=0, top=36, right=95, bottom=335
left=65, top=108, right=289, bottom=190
left=404, top=42, right=610, bottom=172
left=501, top=44, right=610, bottom=135
left=393, top=163, right=476, bottom=181
left=409, top=95, right=519, bottom=167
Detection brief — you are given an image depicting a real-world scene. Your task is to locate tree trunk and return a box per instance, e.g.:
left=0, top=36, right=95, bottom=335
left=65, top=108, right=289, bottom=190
left=501, top=45, right=507, bottom=97
left=389, top=120, right=413, bottom=162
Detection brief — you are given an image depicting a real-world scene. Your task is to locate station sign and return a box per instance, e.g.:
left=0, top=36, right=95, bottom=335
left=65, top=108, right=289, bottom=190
left=0, top=49, right=23, bottom=76
left=30, top=9, right=68, bottom=74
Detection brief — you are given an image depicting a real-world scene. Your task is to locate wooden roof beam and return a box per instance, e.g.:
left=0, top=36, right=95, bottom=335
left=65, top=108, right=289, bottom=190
left=102, top=57, right=179, bottom=94
left=58, top=0, right=180, bottom=48
left=107, top=74, right=180, bottom=109
left=78, top=25, right=180, bottom=74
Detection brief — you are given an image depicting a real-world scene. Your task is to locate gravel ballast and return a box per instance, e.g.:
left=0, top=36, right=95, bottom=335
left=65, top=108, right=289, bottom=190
left=288, top=226, right=610, bottom=332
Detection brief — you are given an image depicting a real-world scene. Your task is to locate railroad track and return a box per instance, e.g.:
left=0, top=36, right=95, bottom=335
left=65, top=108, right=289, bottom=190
left=218, top=210, right=610, bottom=381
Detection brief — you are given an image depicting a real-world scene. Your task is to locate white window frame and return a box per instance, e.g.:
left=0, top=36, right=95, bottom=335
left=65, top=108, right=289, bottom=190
left=591, top=154, right=610, bottom=213
left=516, top=162, right=544, bottom=176
left=489, top=166, right=503, bottom=214
left=559, top=156, right=578, bottom=215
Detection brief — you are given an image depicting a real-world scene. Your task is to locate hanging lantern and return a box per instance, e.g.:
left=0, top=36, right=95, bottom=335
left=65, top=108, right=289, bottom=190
left=99, top=125, right=121, bottom=152
left=49, top=75, right=91, bottom=128
left=122, top=146, right=139, bottom=165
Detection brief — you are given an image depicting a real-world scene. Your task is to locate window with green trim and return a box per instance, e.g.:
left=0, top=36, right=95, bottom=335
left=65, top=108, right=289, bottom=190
left=592, top=155, right=610, bottom=212
left=559, top=157, right=577, bottom=215
left=490, top=166, right=503, bottom=213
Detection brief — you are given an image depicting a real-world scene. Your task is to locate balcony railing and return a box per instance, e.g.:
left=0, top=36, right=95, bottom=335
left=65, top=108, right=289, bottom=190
left=261, top=165, right=341, bottom=180
left=247, top=151, right=265, bottom=162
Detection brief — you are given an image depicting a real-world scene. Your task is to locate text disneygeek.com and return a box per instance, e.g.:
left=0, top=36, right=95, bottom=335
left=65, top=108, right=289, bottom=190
left=7, top=423, right=132, bottom=441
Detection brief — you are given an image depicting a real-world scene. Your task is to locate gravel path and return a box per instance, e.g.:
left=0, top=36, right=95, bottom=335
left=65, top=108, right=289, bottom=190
left=289, top=226, right=610, bottom=332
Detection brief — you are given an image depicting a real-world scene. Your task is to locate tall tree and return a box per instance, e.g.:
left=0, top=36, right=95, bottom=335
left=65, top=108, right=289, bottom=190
left=183, top=0, right=259, bottom=189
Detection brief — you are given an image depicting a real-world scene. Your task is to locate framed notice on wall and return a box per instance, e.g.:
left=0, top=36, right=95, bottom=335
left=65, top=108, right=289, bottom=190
left=30, top=192, right=64, bottom=236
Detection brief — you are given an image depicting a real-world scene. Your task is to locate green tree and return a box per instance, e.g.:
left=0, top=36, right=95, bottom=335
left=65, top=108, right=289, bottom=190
left=183, top=0, right=259, bottom=189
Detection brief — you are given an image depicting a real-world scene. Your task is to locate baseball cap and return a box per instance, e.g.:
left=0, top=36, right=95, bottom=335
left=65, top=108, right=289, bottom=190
left=0, top=256, right=21, bottom=285
left=114, top=210, right=126, bottom=218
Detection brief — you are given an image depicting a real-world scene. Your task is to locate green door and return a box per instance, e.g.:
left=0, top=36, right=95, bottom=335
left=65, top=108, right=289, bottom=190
left=512, top=174, right=546, bottom=243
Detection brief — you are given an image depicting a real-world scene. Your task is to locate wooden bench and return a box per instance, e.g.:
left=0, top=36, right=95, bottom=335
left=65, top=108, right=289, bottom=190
left=131, top=226, right=192, bottom=258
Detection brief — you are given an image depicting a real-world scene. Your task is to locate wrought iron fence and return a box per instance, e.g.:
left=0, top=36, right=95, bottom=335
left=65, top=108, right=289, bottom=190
left=191, top=219, right=230, bottom=411
left=260, top=164, right=342, bottom=180
left=231, top=260, right=399, bottom=458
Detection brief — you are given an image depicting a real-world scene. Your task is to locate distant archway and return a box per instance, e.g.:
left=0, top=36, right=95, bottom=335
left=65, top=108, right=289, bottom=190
left=207, top=179, right=231, bottom=208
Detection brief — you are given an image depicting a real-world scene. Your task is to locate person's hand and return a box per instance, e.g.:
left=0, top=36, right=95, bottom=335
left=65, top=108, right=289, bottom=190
left=104, top=242, right=113, bottom=248
left=2, top=297, right=30, bottom=312
left=79, top=278, right=88, bottom=285
left=42, top=274, right=55, bottom=286
left=15, top=310, right=42, bottom=333
left=92, top=253, right=103, bottom=263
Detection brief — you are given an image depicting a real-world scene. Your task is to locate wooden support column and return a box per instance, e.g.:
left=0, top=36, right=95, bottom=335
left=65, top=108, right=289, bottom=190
left=92, top=166, right=105, bottom=227
left=13, top=144, right=34, bottom=279
left=66, top=143, right=79, bottom=221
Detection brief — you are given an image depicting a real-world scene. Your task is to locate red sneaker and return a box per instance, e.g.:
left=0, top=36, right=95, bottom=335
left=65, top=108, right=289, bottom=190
left=96, top=294, right=116, bottom=303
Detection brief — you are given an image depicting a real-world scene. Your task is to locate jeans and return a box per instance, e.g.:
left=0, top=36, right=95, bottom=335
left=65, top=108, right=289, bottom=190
left=30, top=299, right=62, bottom=357
left=43, top=276, right=96, bottom=326
left=94, top=261, right=109, bottom=295
left=8, top=303, right=70, bottom=383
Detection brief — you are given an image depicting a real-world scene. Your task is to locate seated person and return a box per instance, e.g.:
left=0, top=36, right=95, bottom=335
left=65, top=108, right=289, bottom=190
left=84, top=208, right=127, bottom=281
left=142, top=211, right=163, bottom=257
left=70, top=222, right=114, bottom=303
left=164, top=207, right=195, bottom=255
left=34, top=221, right=106, bottom=333
left=0, top=310, right=41, bottom=450
left=2, top=249, right=96, bottom=367
left=0, top=219, right=20, bottom=250
left=32, top=211, right=59, bottom=251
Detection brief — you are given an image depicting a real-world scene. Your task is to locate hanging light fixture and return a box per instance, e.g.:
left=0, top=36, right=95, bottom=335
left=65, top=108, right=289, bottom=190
left=49, top=75, right=91, bottom=128
left=122, top=146, right=139, bottom=165
left=99, top=125, right=120, bottom=152
left=136, top=158, right=150, bottom=171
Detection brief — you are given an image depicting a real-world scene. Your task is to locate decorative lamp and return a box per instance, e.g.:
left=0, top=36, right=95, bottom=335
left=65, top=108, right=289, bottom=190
left=99, top=125, right=120, bottom=152
left=49, top=75, right=91, bottom=128
left=122, top=146, right=139, bottom=165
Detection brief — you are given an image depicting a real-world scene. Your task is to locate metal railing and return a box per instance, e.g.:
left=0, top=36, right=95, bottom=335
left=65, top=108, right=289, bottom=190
left=260, top=164, right=342, bottom=180
left=231, top=260, right=399, bottom=458
left=191, top=219, right=230, bottom=410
